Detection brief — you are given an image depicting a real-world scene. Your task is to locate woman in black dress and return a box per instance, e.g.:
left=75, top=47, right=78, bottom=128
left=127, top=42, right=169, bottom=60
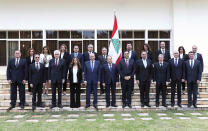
left=26, top=48, right=35, bottom=95
left=68, top=58, right=83, bottom=108
left=178, top=46, right=188, bottom=94
left=142, top=44, right=153, bottom=63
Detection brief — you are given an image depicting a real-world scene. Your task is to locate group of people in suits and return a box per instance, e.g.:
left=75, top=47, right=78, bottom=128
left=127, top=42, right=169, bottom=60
left=6, top=41, right=203, bottom=111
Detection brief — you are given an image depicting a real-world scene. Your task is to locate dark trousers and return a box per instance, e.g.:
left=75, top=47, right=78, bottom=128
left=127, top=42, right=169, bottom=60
left=122, top=79, right=132, bottom=105
left=156, top=82, right=167, bottom=105
left=51, top=82, right=62, bottom=106
left=105, top=81, right=116, bottom=106
left=62, top=81, right=67, bottom=92
left=10, top=82, right=25, bottom=107
left=100, top=82, right=105, bottom=93
left=32, top=83, right=42, bottom=106
left=171, top=80, right=181, bottom=105
left=70, top=83, right=81, bottom=108
left=131, top=78, right=134, bottom=93
left=86, top=81, right=97, bottom=107
left=187, top=82, right=198, bottom=106
left=139, top=81, right=150, bottom=105
left=182, top=82, right=186, bottom=91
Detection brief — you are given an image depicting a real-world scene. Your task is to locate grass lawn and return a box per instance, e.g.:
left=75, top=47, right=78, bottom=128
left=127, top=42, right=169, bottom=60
left=0, top=110, right=208, bottom=131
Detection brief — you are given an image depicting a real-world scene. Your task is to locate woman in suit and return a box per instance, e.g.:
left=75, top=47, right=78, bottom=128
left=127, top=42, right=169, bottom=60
left=178, top=46, right=188, bottom=94
left=26, top=48, right=35, bottom=95
left=60, top=44, right=69, bottom=95
left=142, top=44, right=153, bottom=63
left=68, top=58, right=83, bottom=108
left=40, top=46, right=52, bottom=95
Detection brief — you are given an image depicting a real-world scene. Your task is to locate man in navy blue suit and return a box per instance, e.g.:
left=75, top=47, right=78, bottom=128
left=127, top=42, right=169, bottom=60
left=102, top=56, right=119, bottom=107
left=69, top=45, right=83, bottom=66
left=156, top=42, right=171, bottom=62
left=185, top=51, right=202, bottom=108
left=136, top=51, right=153, bottom=107
left=153, top=54, right=170, bottom=107
left=29, top=54, right=46, bottom=111
left=169, top=51, right=185, bottom=107
left=122, top=42, right=137, bottom=94
left=48, top=50, right=66, bottom=109
left=118, top=51, right=136, bottom=108
left=192, top=45, right=204, bottom=72
left=84, top=53, right=100, bottom=110
left=7, top=50, right=27, bottom=110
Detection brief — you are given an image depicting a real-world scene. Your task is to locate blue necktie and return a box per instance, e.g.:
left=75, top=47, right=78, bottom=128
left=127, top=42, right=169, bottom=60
left=91, top=61, right=94, bottom=72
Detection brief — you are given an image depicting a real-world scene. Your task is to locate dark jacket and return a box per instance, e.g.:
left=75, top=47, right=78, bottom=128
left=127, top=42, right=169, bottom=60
left=157, top=49, right=171, bottom=62
left=84, top=60, right=100, bottom=84
left=169, top=58, right=185, bottom=81
left=68, top=66, right=83, bottom=84
left=102, top=63, right=119, bottom=84
left=153, top=62, right=170, bottom=82
left=29, top=63, right=46, bottom=85
left=118, top=59, right=136, bottom=80
left=136, top=59, right=153, bottom=82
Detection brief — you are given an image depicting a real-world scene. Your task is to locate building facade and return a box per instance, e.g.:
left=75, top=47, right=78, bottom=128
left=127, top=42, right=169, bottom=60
left=0, top=0, right=208, bottom=71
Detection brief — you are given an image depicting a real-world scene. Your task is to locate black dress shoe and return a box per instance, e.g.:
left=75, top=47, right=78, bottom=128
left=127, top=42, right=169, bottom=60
left=111, top=105, right=118, bottom=107
left=171, top=104, right=175, bottom=107
left=85, top=105, right=90, bottom=109
left=58, top=105, right=63, bottom=108
left=187, top=104, right=191, bottom=108
left=32, top=106, right=36, bottom=111
left=128, top=104, right=132, bottom=108
left=50, top=105, right=55, bottom=109
left=162, top=104, right=167, bottom=107
left=178, top=104, right=182, bottom=108
left=106, top=105, right=110, bottom=108
left=156, top=104, right=159, bottom=107
left=146, top=104, right=151, bottom=107
left=141, top=104, right=145, bottom=107
left=20, top=105, right=24, bottom=110
left=7, top=106, right=15, bottom=111
left=93, top=106, right=98, bottom=111
left=193, top=104, right=197, bottom=108
left=122, top=104, right=126, bottom=108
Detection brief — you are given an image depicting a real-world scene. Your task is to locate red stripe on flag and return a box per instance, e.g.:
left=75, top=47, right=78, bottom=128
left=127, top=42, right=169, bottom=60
left=111, top=15, right=118, bottom=39
left=116, top=53, right=121, bottom=66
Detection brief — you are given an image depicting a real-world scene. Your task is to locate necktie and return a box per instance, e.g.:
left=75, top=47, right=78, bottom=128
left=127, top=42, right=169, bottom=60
left=175, top=59, right=178, bottom=66
left=191, top=60, right=193, bottom=68
left=160, top=63, right=162, bottom=68
left=15, top=58, right=19, bottom=67
left=75, top=53, right=78, bottom=58
left=109, top=64, right=112, bottom=71
left=36, top=63, right=39, bottom=71
left=91, top=61, right=94, bottom=71
left=143, top=60, right=147, bottom=68
left=56, top=59, right=58, bottom=67
left=126, top=60, right=128, bottom=68
left=162, top=49, right=165, bottom=55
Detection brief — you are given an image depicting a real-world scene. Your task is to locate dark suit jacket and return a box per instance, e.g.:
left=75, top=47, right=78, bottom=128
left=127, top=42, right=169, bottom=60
left=68, top=66, right=83, bottom=84
left=29, top=63, right=46, bottom=85
left=157, top=49, right=171, bottom=62
left=118, top=59, right=136, bottom=80
left=98, top=55, right=108, bottom=82
left=7, top=58, right=28, bottom=82
left=84, top=60, right=100, bottom=84
left=122, top=50, right=138, bottom=62
left=83, top=52, right=98, bottom=63
left=153, top=62, right=170, bottom=82
left=169, top=58, right=185, bottom=81
left=102, top=63, right=119, bottom=84
left=140, top=50, right=153, bottom=63
left=69, top=52, right=83, bottom=66
left=48, top=59, right=66, bottom=83
left=60, top=52, right=69, bottom=65
left=26, top=56, right=35, bottom=66
left=179, top=54, right=189, bottom=61
left=185, top=60, right=202, bottom=83
left=196, top=53, right=204, bottom=72
left=136, top=59, right=153, bottom=82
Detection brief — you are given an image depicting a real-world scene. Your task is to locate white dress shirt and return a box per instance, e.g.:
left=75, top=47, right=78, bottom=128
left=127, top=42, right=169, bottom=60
left=73, top=67, right=78, bottom=83
left=61, top=52, right=64, bottom=59
left=189, top=59, right=194, bottom=67
left=180, top=54, right=183, bottom=59
left=40, top=54, right=52, bottom=68
left=30, top=56, right=33, bottom=63
left=142, top=59, right=147, bottom=68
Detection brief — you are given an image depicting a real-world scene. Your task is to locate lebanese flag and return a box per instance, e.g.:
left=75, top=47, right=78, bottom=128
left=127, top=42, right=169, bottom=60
left=108, top=15, right=122, bottom=65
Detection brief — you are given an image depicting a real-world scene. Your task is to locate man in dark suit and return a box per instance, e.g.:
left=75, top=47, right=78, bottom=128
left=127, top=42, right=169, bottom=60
left=83, top=44, right=98, bottom=64
left=153, top=54, right=170, bottom=107
left=29, top=54, right=46, bottom=111
left=102, top=56, right=119, bottom=107
left=185, top=51, right=202, bottom=108
left=84, top=53, right=100, bottom=110
left=7, top=50, right=27, bottom=110
left=48, top=50, right=66, bottom=109
left=69, top=45, right=83, bottom=66
left=169, top=51, right=185, bottom=107
left=192, top=45, right=204, bottom=72
left=118, top=51, right=136, bottom=108
left=136, top=51, right=153, bottom=107
left=98, top=47, right=108, bottom=94
left=156, top=42, right=171, bottom=62
left=122, top=42, right=138, bottom=94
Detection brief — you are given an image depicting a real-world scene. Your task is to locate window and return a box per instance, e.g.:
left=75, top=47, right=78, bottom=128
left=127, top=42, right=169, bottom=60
left=0, top=41, right=6, bottom=65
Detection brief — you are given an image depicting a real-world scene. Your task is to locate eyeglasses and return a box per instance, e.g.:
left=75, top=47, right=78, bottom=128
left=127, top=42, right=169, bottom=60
left=35, top=57, right=39, bottom=58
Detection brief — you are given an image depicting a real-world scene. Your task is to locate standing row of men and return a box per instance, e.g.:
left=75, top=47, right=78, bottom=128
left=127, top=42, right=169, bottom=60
left=6, top=42, right=203, bottom=110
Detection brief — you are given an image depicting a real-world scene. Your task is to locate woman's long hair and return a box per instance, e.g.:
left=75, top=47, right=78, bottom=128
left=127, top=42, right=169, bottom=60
left=70, top=57, right=82, bottom=69
left=178, top=46, right=186, bottom=55
left=42, top=46, right=51, bottom=54
left=142, top=43, right=152, bottom=52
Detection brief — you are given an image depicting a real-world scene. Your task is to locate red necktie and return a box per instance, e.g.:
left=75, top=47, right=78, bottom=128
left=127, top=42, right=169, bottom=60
left=126, top=60, right=128, bottom=68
